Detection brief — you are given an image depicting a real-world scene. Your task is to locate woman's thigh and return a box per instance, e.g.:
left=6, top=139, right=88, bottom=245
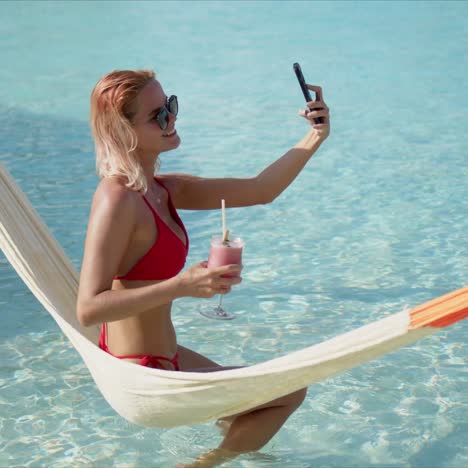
left=178, top=345, right=242, bottom=373
left=177, top=345, right=306, bottom=415
left=177, top=344, right=224, bottom=372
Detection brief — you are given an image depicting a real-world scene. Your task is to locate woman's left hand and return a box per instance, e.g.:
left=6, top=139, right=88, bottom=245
left=299, top=84, right=330, bottom=140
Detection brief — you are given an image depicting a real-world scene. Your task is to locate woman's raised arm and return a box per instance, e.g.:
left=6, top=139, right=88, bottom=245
left=166, top=85, right=330, bottom=210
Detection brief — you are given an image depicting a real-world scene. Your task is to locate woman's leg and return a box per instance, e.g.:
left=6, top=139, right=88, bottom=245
left=177, top=344, right=223, bottom=371
left=177, top=345, right=307, bottom=467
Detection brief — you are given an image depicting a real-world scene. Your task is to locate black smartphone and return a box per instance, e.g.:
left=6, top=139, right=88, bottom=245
left=293, top=62, right=323, bottom=124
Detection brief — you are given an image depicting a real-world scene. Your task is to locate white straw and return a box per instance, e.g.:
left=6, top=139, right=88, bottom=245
left=221, top=199, right=226, bottom=238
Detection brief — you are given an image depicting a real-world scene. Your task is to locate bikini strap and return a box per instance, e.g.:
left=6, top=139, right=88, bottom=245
left=154, top=176, right=170, bottom=195
left=141, top=194, right=157, bottom=214
left=141, top=353, right=180, bottom=371
left=154, top=177, right=188, bottom=250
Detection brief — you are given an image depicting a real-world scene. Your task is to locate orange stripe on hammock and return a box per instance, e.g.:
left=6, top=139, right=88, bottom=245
left=409, top=286, right=468, bottom=329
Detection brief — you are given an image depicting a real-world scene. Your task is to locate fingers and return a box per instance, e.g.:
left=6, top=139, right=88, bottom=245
left=218, top=285, right=232, bottom=295
left=210, top=274, right=242, bottom=294
left=195, top=264, right=241, bottom=296
left=306, top=100, right=328, bottom=111
left=298, top=97, right=330, bottom=127
left=212, top=265, right=242, bottom=294
left=298, top=95, right=329, bottom=118
left=214, top=264, right=243, bottom=277
left=298, top=109, right=329, bottom=123
left=303, top=85, right=328, bottom=125
left=206, top=278, right=239, bottom=297
left=217, top=275, right=242, bottom=287
left=306, top=84, right=323, bottom=101
left=187, top=261, right=243, bottom=298
left=303, top=108, right=329, bottom=119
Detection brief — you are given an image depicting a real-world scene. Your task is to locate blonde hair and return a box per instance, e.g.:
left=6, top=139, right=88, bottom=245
left=90, top=69, right=157, bottom=193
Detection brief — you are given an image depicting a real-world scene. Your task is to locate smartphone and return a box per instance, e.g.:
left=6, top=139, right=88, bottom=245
left=293, top=62, right=323, bottom=124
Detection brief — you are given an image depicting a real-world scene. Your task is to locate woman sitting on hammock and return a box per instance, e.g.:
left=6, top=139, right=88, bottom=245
left=77, top=69, right=330, bottom=466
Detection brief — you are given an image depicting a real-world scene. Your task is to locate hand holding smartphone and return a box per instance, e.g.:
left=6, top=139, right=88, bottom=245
left=293, top=62, right=324, bottom=124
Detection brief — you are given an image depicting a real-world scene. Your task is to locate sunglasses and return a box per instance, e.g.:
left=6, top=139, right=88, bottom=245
left=152, top=95, right=178, bottom=130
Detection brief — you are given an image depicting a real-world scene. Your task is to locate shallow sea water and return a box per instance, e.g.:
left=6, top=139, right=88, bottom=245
left=0, top=1, right=467, bottom=467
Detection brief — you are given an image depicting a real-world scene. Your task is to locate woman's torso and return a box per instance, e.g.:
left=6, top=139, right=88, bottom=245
left=104, top=176, right=188, bottom=362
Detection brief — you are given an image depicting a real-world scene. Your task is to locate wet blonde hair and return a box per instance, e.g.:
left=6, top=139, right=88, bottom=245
left=90, top=69, right=157, bottom=193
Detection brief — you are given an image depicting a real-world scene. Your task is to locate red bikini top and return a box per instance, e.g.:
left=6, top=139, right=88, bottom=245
left=114, top=178, right=189, bottom=281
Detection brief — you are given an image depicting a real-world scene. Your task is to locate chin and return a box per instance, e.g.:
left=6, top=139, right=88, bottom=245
left=162, top=135, right=181, bottom=152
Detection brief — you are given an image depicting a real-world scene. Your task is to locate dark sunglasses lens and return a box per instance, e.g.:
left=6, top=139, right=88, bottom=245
left=156, top=108, right=168, bottom=130
left=168, top=96, right=178, bottom=116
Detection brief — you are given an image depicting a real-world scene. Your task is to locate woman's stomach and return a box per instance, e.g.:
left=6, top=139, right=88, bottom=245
left=107, top=279, right=178, bottom=357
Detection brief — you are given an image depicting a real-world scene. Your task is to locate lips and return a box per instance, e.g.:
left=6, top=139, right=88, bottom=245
left=162, top=129, right=177, bottom=137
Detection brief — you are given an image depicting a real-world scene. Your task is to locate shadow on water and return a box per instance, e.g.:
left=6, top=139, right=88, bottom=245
left=0, top=105, right=95, bottom=341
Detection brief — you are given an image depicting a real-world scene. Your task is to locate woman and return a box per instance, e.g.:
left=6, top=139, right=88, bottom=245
left=77, top=69, right=330, bottom=467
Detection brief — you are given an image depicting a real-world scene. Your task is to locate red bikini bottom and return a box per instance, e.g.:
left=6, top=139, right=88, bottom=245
left=99, top=323, right=180, bottom=371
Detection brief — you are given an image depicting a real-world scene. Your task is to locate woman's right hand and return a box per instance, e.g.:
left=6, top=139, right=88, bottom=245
left=178, top=261, right=243, bottom=298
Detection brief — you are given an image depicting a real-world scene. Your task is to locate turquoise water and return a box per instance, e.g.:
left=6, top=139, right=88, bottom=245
left=1, top=0, right=467, bottom=466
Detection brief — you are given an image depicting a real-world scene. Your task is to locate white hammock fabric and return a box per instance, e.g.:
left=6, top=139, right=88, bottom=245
left=1, top=162, right=466, bottom=428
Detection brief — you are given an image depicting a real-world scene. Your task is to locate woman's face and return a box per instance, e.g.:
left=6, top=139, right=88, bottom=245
left=131, top=79, right=180, bottom=159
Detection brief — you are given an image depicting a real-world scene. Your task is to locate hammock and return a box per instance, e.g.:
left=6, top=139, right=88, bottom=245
left=1, top=162, right=467, bottom=428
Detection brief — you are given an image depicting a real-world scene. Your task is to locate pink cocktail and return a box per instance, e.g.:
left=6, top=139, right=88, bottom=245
left=208, top=236, right=243, bottom=276
left=200, top=235, right=244, bottom=320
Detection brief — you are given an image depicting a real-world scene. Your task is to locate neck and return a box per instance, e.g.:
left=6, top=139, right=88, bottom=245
left=139, top=154, right=160, bottom=186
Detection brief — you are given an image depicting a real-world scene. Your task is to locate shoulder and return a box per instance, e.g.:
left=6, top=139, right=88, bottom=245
left=156, top=173, right=186, bottom=199
left=91, top=177, right=140, bottom=219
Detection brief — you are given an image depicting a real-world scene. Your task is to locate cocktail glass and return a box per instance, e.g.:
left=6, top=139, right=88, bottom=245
left=199, top=235, right=244, bottom=320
